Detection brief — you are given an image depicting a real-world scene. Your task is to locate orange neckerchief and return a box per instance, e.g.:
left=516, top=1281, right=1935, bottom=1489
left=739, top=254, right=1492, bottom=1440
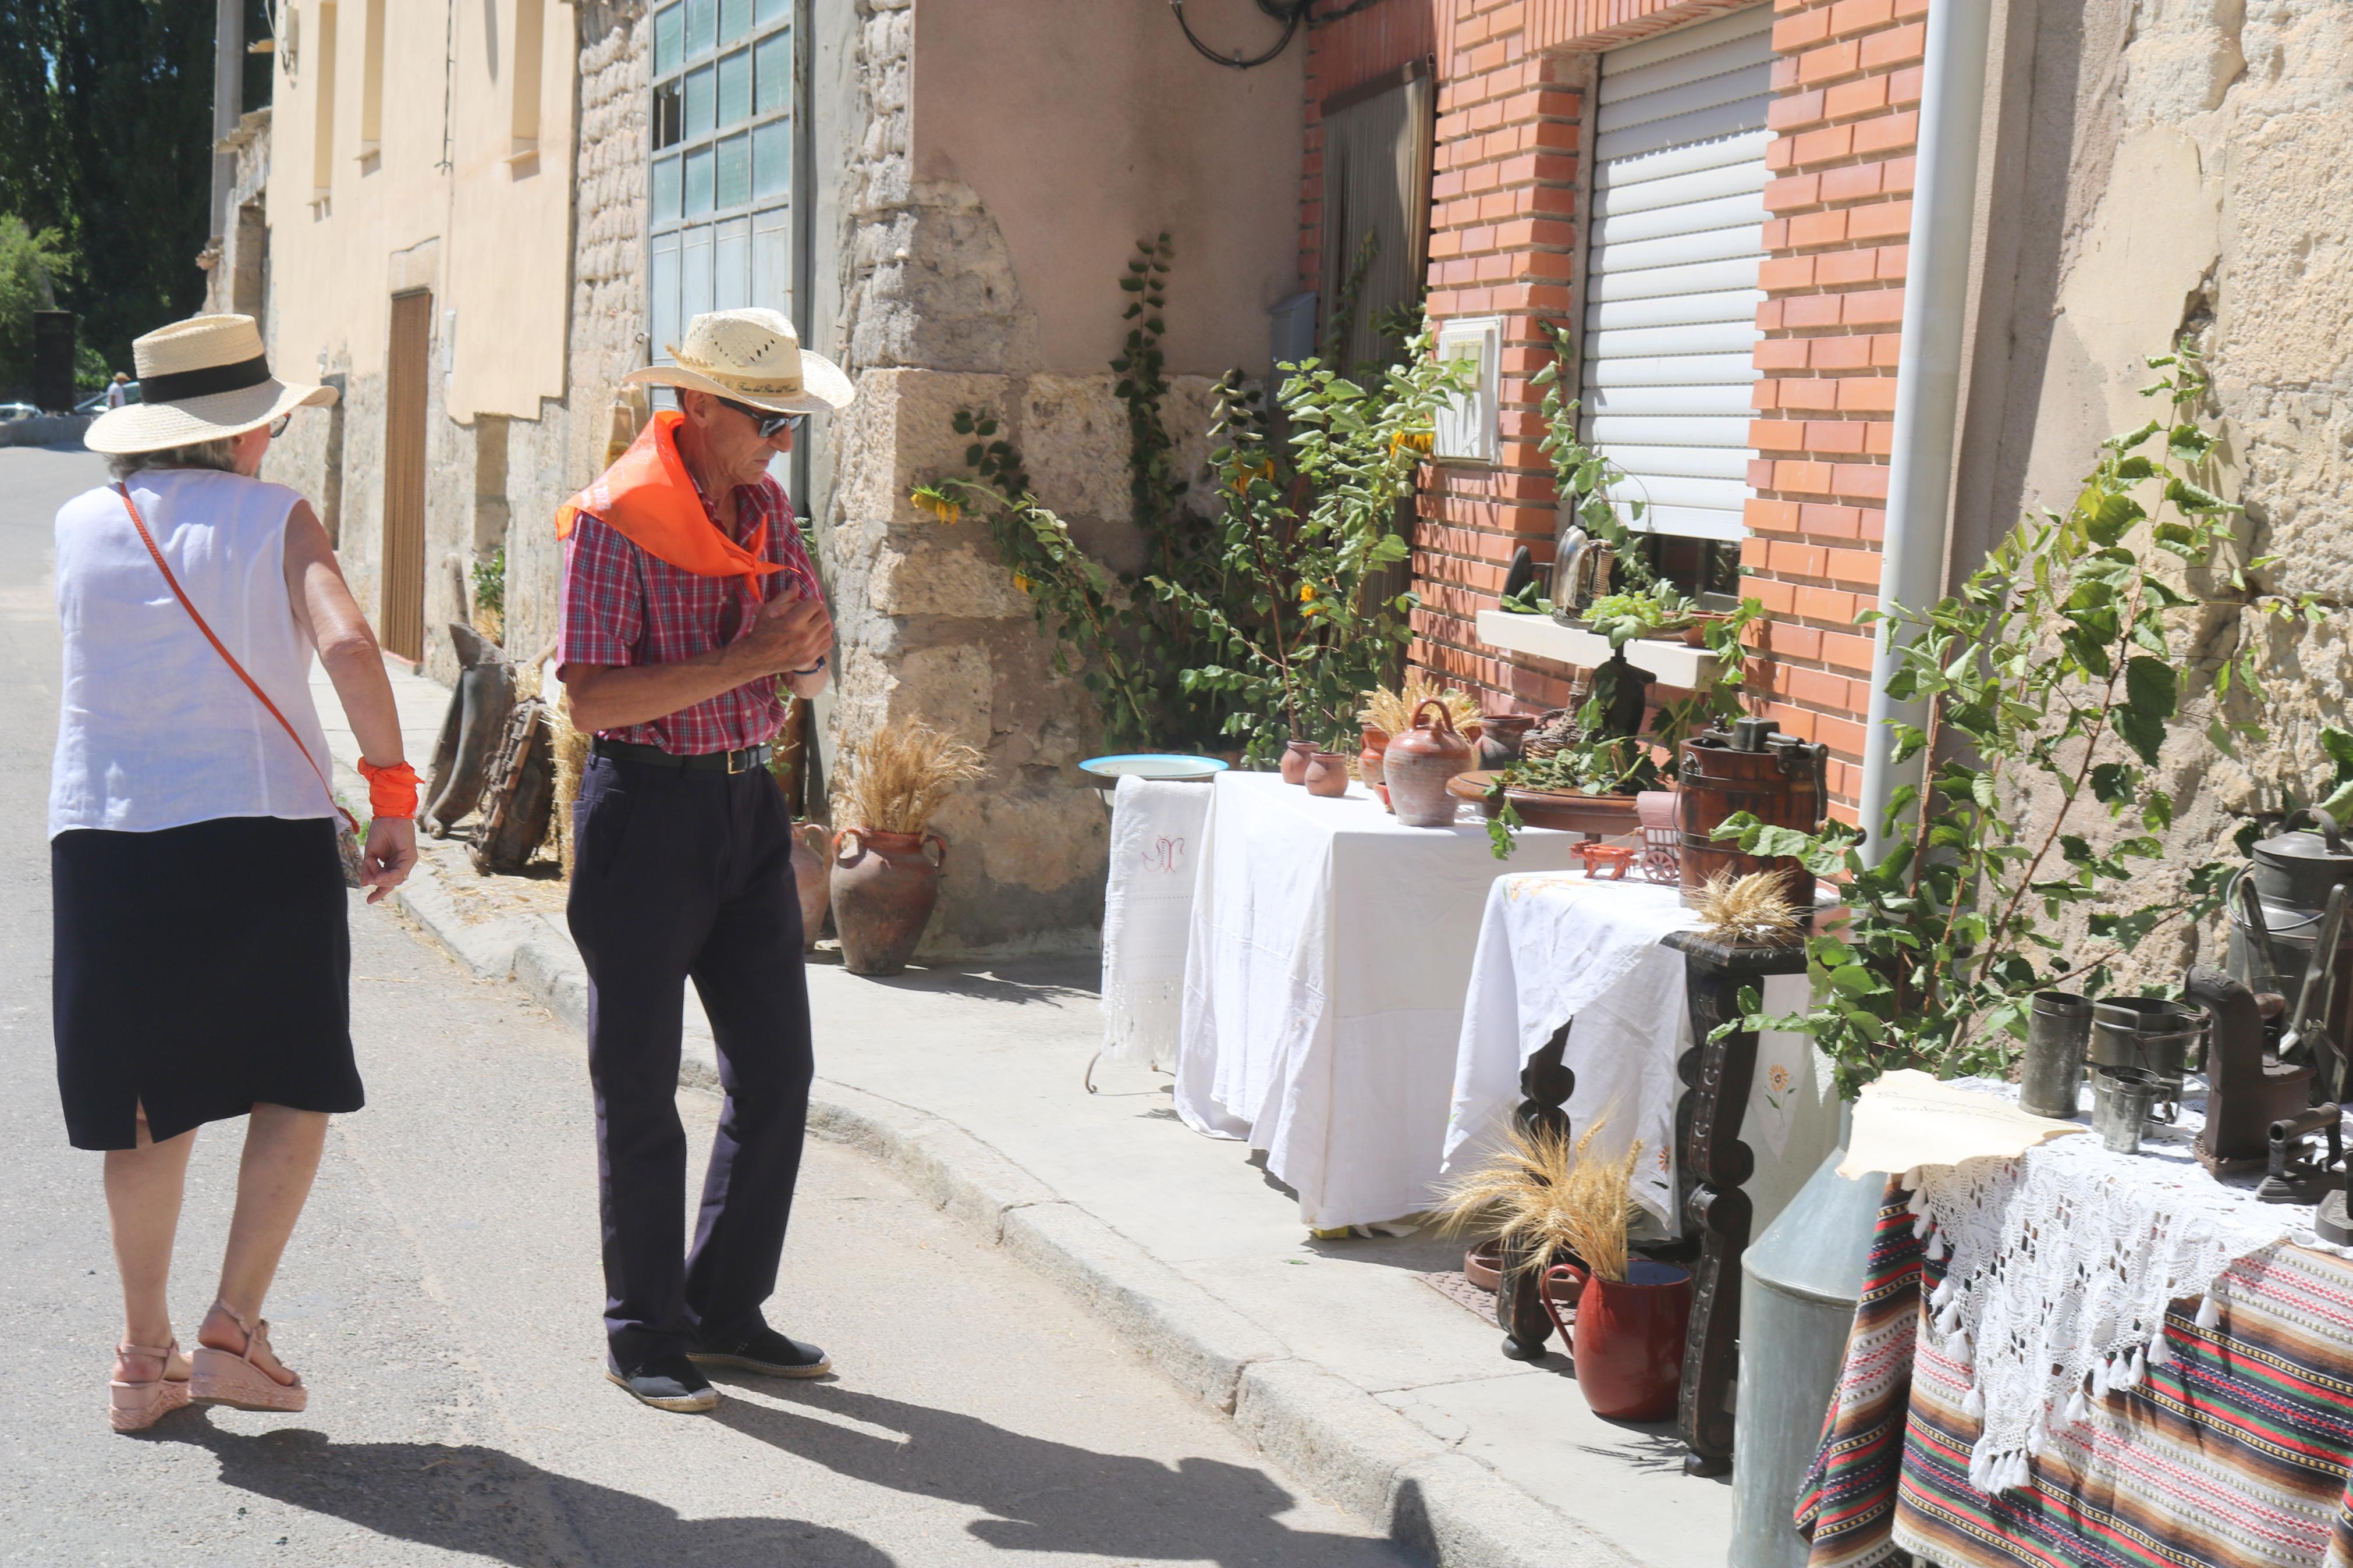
left=554, top=409, right=780, bottom=586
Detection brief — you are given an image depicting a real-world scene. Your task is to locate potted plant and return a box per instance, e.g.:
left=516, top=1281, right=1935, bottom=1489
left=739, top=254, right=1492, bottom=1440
left=830, top=719, right=986, bottom=976
left=1709, top=340, right=2329, bottom=1536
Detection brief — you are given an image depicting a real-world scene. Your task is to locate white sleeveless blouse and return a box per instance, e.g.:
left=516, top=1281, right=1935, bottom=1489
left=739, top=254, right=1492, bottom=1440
left=49, top=470, right=338, bottom=838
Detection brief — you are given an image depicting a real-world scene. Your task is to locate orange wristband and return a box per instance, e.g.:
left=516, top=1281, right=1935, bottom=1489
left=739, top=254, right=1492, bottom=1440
left=357, top=758, right=421, bottom=821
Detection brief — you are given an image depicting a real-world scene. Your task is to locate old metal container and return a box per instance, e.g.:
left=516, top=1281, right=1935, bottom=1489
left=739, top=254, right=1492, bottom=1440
left=2230, top=809, right=2353, bottom=1061
left=1678, top=716, right=1827, bottom=909
left=1383, top=699, right=1477, bottom=827
left=2020, top=990, right=2093, bottom=1119
left=2089, top=997, right=2202, bottom=1118
left=831, top=827, right=946, bottom=976
left=1730, top=1111, right=1885, bottom=1568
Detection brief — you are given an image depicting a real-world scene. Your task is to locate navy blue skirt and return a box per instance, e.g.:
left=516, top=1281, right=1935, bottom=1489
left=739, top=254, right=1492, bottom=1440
left=52, top=815, right=361, bottom=1150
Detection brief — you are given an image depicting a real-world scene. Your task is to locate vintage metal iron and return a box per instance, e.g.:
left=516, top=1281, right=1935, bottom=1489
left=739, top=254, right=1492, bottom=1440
left=2188, top=966, right=2316, bottom=1176
left=2260, top=1103, right=2343, bottom=1204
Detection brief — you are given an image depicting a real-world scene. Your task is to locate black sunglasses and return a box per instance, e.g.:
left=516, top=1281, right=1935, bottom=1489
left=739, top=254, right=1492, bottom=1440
left=716, top=397, right=806, bottom=440
left=267, top=413, right=292, bottom=438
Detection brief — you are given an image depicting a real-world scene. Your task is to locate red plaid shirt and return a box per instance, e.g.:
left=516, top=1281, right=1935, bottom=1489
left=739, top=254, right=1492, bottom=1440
left=557, top=471, right=822, bottom=755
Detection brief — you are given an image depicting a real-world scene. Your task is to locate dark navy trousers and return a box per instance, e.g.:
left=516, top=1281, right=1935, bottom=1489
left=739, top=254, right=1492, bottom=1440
left=567, top=752, right=812, bottom=1368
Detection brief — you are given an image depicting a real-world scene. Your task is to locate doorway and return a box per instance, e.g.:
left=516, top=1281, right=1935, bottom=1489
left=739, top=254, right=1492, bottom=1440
left=381, top=290, right=431, bottom=662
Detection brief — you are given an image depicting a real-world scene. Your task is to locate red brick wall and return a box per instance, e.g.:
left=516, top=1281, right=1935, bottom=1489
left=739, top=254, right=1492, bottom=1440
left=1301, top=0, right=1929, bottom=820
left=1743, top=0, right=1925, bottom=815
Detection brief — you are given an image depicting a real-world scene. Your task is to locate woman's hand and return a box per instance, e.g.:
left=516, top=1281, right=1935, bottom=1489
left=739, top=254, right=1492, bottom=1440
left=362, top=815, right=418, bottom=904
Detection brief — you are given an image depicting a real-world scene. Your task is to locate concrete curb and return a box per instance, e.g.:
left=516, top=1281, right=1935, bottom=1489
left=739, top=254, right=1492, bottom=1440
left=375, top=837, right=1587, bottom=1568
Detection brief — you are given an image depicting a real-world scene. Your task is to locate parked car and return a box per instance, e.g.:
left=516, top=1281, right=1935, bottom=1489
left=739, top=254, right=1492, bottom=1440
left=73, top=381, right=139, bottom=415
left=0, top=403, right=41, bottom=422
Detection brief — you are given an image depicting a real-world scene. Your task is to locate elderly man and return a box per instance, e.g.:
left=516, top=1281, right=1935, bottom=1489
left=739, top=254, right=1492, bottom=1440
left=555, top=308, right=853, bottom=1412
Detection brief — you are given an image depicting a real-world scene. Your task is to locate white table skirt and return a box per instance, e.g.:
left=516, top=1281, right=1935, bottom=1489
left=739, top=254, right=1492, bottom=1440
left=1446, top=872, right=1829, bottom=1236
left=1099, top=776, right=1216, bottom=1071
left=1171, top=770, right=1592, bottom=1228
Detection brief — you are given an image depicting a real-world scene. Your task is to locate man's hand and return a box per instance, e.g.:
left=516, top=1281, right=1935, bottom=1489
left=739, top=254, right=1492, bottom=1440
left=742, top=586, right=833, bottom=677
left=363, top=815, right=418, bottom=905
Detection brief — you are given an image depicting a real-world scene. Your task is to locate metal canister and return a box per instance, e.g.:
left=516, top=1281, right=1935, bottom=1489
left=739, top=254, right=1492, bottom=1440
left=2021, top=990, right=2093, bottom=1119
left=2092, top=1066, right=2162, bottom=1154
left=2090, top=998, right=2203, bottom=1122
left=2229, top=809, right=2353, bottom=1054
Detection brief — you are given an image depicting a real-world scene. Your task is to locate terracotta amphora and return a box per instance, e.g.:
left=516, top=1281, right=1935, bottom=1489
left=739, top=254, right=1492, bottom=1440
left=831, top=827, right=946, bottom=976
left=1382, top=699, right=1477, bottom=827
left=789, top=821, right=831, bottom=952
left=1280, top=738, right=1315, bottom=785
left=1358, top=726, right=1390, bottom=789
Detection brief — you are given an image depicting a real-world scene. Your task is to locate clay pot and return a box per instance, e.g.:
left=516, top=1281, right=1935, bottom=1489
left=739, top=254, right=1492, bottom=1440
left=1571, top=1258, right=1694, bottom=1421
left=830, top=827, right=946, bottom=976
left=1358, top=726, right=1390, bottom=789
left=789, top=821, right=831, bottom=952
left=1467, top=1243, right=1586, bottom=1306
left=1303, top=750, right=1351, bottom=797
left=1474, top=713, right=1538, bottom=771
left=1383, top=699, right=1477, bottom=827
left=1280, top=738, right=1315, bottom=784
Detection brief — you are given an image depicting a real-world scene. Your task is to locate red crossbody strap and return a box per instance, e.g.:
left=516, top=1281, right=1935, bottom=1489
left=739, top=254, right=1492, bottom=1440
left=115, top=483, right=358, bottom=832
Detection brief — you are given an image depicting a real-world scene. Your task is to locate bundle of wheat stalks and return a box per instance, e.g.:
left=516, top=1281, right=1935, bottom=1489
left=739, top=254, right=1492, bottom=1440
left=838, top=719, right=986, bottom=835
left=1358, top=673, right=1483, bottom=737
left=1693, top=869, right=1805, bottom=945
left=1434, top=1117, right=1642, bottom=1284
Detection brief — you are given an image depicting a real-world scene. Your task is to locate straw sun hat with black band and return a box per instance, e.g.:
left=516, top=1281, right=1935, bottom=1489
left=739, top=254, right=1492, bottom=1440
left=623, top=307, right=854, bottom=417
left=84, top=314, right=338, bottom=456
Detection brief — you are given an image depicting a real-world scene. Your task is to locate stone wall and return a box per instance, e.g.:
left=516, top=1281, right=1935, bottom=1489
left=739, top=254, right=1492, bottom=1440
left=1958, top=0, right=2353, bottom=979
left=821, top=0, right=1106, bottom=958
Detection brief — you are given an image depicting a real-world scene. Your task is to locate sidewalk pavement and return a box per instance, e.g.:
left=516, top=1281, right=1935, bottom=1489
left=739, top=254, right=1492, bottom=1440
left=315, top=659, right=1734, bottom=1568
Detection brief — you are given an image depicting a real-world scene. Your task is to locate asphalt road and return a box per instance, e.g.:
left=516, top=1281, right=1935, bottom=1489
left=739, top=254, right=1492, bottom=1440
left=0, top=444, right=1404, bottom=1567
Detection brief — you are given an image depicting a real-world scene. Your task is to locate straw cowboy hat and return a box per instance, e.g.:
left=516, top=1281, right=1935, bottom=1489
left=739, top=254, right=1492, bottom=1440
left=624, top=307, right=854, bottom=417
left=84, top=313, right=336, bottom=455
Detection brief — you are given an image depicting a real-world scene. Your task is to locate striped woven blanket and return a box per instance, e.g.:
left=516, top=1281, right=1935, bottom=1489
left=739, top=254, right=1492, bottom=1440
left=1798, top=1181, right=2353, bottom=1568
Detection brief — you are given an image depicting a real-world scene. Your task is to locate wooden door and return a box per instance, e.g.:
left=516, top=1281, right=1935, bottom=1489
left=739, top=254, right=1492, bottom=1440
left=381, top=290, right=431, bottom=661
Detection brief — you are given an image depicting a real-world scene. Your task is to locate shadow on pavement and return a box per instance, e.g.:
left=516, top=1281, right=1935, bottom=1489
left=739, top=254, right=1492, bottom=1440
left=711, top=1381, right=1407, bottom=1564
left=853, top=959, right=1101, bottom=1007
left=150, top=1412, right=899, bottom=1566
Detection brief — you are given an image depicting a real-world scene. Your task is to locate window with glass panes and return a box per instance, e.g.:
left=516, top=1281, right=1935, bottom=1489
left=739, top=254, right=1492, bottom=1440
left=647, top=0, right=794, bottom=378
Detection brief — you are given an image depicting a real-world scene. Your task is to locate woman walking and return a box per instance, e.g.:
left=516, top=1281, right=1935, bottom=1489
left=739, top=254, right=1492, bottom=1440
left=54, top=314, right=418, bottom=1432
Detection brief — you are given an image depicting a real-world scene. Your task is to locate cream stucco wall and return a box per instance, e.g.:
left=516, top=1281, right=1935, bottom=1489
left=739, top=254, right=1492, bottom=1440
left=264, top=0, right=577, bottom=419
left=907, top=0, right=1305, bottom=379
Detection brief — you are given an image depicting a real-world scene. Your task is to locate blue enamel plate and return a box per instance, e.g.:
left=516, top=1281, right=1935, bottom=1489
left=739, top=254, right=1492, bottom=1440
left=1078, top=753, right=1230, bottom=792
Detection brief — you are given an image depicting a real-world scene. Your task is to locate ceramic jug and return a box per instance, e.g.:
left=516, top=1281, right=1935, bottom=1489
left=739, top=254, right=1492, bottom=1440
left=1383, top=699, right=1475, bottom=827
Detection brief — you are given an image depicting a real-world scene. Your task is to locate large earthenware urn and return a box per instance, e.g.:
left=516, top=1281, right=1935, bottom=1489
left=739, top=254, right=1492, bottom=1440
left=831, top=827, right=945, bottom=976
left=1383, top=699, right=1477, bottom=827
left=789, top=821, right=831, bottom=952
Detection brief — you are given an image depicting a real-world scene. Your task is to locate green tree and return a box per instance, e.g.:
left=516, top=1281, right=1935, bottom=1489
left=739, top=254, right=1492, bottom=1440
left=1, top=1, right=273, bottom=376
left=0, top=216, right=75, bottom=396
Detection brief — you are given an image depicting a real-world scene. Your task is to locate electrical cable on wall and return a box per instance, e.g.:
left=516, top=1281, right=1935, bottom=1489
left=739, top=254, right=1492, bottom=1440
left=1169, top=0, right=1312, bottom=70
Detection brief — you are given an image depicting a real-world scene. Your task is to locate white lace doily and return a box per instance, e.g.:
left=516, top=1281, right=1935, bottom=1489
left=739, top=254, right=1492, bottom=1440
left=1908, top=1080, right=2352, bottom=1497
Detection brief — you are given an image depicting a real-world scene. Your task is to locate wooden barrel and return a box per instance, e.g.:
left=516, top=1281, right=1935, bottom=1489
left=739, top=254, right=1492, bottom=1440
left=1676, top=722, right=1826, bottom=909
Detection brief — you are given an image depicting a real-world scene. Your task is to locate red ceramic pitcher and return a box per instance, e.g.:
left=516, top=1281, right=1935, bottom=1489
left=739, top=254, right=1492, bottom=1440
left=1383, top=699, right=1476, bottom=827
left=1570, top=1258, right=1692, bottom=1421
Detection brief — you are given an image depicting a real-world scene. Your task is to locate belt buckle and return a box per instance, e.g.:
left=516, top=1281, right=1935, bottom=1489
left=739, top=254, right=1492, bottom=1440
left=727, top=747, right=750, bottom=776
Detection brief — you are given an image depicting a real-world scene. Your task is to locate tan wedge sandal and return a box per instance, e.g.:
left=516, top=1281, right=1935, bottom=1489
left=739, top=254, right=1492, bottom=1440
left=109, top=1339, right=192, bottom=1432
left=190, top=1305, right=307, bottom=1414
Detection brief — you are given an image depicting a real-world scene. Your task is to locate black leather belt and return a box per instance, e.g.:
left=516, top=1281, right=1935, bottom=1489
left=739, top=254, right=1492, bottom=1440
left=593, top=737, right=775, bottom=774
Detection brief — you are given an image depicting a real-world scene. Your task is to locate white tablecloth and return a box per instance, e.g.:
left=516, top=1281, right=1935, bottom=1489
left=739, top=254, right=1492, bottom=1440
left=1099, top=776, right=1215, bottom=1070
left=1446, top=873, right=1824, bottom=1234
left=1172, top=770, right=1592, bottom=1228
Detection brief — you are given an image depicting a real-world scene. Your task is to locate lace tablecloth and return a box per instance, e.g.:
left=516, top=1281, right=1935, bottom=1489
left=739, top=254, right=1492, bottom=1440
left=1800, top=1178, right=2353, bottom=1568
left=1099, top=777, right=1214, bottom=1071
left=1904, top=1082, right=2353, bottom=1497
left=1170, top=770, right=1588, bottom=1228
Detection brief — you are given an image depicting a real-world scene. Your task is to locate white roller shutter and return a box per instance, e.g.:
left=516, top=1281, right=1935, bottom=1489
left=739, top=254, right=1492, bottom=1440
left=1581, top=6, right=1773, bottom=546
